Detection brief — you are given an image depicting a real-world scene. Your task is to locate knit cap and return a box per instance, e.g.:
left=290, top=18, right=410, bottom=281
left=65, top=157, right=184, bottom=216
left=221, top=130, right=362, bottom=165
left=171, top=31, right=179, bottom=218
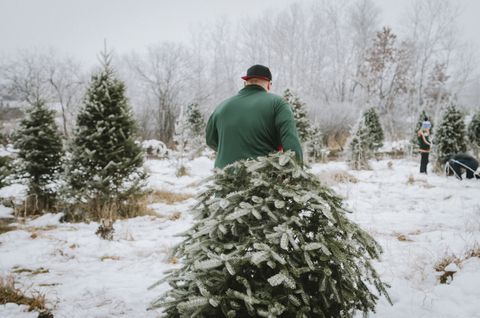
left=422, top=117, right=431, bottom=128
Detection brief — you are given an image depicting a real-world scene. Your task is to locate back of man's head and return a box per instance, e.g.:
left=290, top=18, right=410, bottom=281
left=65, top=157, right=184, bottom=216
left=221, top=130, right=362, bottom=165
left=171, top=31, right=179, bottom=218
left=241, top=64, right=272, bottom=82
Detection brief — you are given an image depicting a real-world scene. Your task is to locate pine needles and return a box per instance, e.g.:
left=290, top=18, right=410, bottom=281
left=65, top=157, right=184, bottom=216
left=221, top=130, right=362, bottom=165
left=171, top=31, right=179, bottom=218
left=149, top=151, right=391, bottom=317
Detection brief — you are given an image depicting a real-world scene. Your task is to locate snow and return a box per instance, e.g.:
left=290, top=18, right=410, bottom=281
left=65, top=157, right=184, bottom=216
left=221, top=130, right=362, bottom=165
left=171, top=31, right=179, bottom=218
left=0, top=205, right=14, bottom=218
left=1, top=155, right=480, bottom=317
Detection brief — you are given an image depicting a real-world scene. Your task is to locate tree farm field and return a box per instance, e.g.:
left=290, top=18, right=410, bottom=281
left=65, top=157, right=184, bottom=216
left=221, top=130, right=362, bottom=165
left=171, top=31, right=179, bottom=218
left=1, top=153, right=479, bottom=318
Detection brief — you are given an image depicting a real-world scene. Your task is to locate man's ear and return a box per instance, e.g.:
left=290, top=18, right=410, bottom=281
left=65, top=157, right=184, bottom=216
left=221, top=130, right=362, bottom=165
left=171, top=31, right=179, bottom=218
left=244, top=81, right=247, bottom=87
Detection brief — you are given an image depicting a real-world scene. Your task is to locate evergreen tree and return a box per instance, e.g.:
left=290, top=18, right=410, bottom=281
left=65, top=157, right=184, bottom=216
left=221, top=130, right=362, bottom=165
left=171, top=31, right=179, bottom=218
left=173, top=106, right=190, bottom=177
left=468, top=109, right=480, bottom=156
left=303, top=124, right=325, bottom=163
left=0, top=127, right=12, bottom=189
left=185, top=100, right=207, bottom=158
left=345, top=117, right=374, bottom=170
left=63, top=51, right=146, bottom=221
left=432, top=102, right=467, bottom=165
left=283, top=88, right=311, bottom=143
left=11, top=97, right=64, bottom=211
left=149, top=151, right=391, bottom=317
left=362, top=107, right=384, bottom=152
left=283, top=89, right=324, bottom=163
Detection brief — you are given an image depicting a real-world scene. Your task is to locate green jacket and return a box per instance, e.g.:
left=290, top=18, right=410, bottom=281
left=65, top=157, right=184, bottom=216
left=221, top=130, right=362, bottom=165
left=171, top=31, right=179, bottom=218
left=417, top=131, right=431, bottom=152
left=206, top=85, right=303, bottom=168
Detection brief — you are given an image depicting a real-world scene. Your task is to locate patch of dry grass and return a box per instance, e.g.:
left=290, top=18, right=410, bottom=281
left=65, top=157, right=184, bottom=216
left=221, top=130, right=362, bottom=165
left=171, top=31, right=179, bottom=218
left=434, top=244, right=480, bottom=284
left=143, top=190, right=195, bottom=205
left=0, top=275, right=49, bottom=311
left=100, top=255, right=121, bottom=261
left=315, top=170, right=357, bottom=187
left=0, top=224, right=16, bottom=234
left=168, top=212, right=182, bottom=221
left=12, top=268, right=49, bottom=276
left=67, top=194, right=160, bottom=222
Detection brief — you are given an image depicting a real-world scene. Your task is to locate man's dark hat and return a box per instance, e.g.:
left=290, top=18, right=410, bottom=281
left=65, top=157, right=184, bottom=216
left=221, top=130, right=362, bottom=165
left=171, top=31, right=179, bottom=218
left=241, top=64, right=272, bottom=81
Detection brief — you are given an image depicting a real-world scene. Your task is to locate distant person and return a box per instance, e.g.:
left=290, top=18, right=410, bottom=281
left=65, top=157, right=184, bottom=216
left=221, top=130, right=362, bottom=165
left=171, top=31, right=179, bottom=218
left=417, top=118, right=431, bottom=174
left=206, top=64, right=303, bottom=168
left=443, top=153, right=480, bottom=180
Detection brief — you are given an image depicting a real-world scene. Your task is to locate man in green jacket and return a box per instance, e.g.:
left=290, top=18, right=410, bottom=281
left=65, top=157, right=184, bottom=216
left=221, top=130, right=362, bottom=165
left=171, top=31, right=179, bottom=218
left=206, top=65, right=303, bottom=168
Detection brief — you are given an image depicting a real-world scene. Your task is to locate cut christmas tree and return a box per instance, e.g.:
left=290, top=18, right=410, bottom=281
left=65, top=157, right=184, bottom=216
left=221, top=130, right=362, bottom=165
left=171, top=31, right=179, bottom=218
left=149, top=151, right=391, bottom=318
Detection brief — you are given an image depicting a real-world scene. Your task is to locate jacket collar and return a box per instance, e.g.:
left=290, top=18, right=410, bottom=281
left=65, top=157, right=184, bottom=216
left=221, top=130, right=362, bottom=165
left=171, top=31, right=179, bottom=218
left=239, top=84, right=266, bottom=94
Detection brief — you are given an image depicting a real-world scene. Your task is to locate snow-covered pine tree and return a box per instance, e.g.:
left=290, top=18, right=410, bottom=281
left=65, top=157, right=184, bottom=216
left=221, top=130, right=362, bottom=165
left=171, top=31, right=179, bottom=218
left=432, top=102, right=467, bottom=166
left=362, top=107, right=384, bottom=153
left=283, top=88, right=311, bottom=143
left=283, top=89, right=324, bottom=163
left=0, top=127, right=12, bottom=189
left=149, top=151, right=391, bottom=318
left=303, top=124, right=326, bottom=163
left=11, top=97, right=64, bottom=211
left=468, top=109, right=480, bottom=156
left=345, top=116, right=374, bottom=170
left=185, top=100, right=206, bottom=158
left=63, top=51, right=146, bottom=221
left=173, top=106, right=190, bottom=177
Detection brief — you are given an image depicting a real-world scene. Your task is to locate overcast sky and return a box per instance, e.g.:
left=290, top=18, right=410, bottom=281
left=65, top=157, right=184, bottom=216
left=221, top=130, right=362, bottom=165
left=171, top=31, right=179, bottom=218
left=1, top=0, right=479, bottom=68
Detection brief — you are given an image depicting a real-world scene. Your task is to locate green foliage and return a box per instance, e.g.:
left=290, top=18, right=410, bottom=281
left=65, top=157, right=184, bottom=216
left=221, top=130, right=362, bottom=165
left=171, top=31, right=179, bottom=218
left=149, top=151, right=391, bottom=318
left=346, top=117, right=374, bottom=170
left=0, top=128, right=12, bottom=188
left=303, top=124, right=326, bottom=163
left=11, top=98, right=64, bottom=210
left=283, top=89, right=324, bottom=163
left=174, top=101, right=206, bottom=174
left=62, top=52, right=146, bottom=221
left=185, top=100, right=207, bottom=159
left=283, top=89, right=311, bottom=143
left=362, top=107, right=384, bottom=152
left=433, top=103, right=467, bottom=163
left=468, top=109, right=480, bottom=155
left=0, top=155, right=12, bottom=189
left=186, top=100, right=206, bottom=137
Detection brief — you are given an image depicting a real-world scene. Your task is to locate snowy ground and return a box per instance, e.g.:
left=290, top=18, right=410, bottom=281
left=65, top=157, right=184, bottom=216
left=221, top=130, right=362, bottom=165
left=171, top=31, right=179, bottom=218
left=1, top=155, right=480, bottom=318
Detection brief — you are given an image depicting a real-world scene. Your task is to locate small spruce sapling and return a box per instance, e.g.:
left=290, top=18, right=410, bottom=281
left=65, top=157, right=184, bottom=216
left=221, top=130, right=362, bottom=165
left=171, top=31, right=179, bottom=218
left=11, top=96, right=64, bottom=212
left=363, top=107, right=384, bottom=153
left=185, top=100, right=207, bottom=159
left=173, top=106, right=190, bottom=177
left=432, top=102, right=467, bottom=169
left=149, top=151, right=391, bottom=318
left=468, top=109, right=480, bottom=157
left=283, top=88, right=324, bottom=163
left=346, top=116, right=374, bottom=170
left=0, top=127, right=12, bottom=189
